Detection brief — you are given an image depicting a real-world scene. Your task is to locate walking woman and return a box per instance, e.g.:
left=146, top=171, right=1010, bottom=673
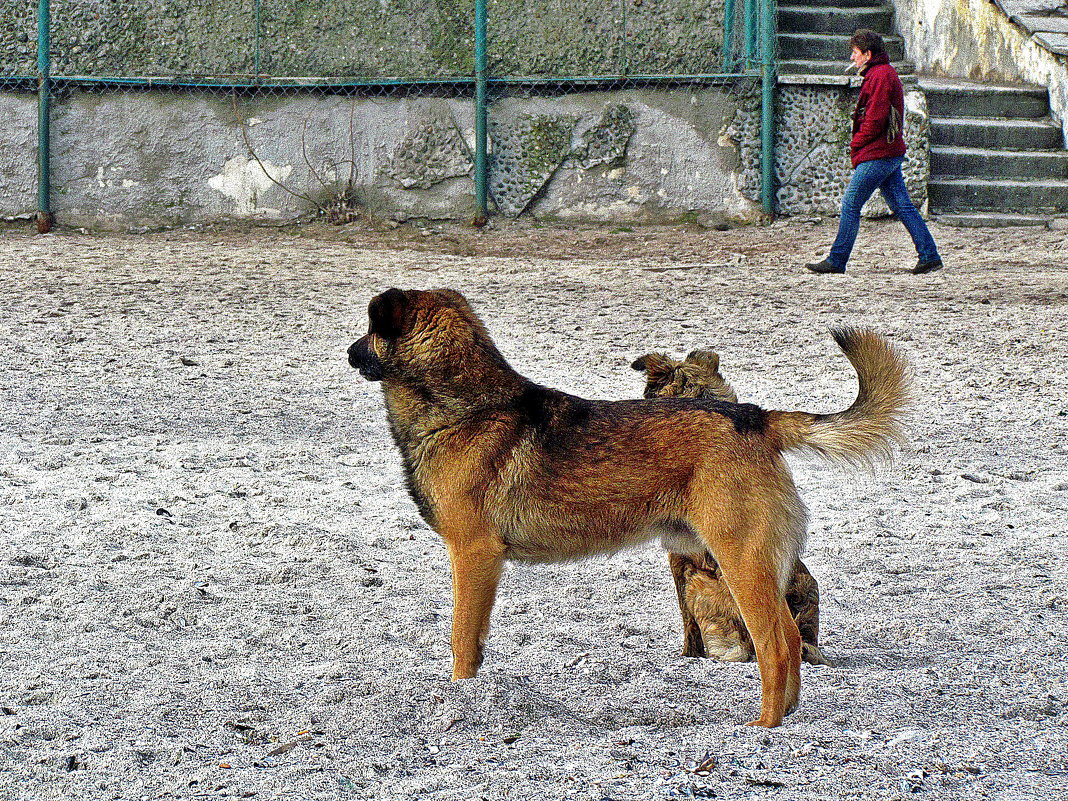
left=806, top=29, right=943, bottom=275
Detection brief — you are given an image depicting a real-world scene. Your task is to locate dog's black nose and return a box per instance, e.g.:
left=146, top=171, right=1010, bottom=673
left=348, top=337, right=383, bottom=380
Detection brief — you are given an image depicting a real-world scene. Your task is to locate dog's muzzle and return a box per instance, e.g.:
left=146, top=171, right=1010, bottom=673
left=348, top=337, right=383, bottom=381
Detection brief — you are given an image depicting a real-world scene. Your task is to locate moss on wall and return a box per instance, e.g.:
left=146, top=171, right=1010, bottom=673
left=489, top=112, right=577, bottom=216
left=2, top=0, right=725, bottom=79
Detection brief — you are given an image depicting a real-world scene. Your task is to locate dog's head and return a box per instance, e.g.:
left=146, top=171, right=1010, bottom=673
left=347, top=287, right=507, bottom=384
left=630, top=349, right=738, bottom=402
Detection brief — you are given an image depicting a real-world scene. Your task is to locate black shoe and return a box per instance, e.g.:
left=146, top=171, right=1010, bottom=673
left=913, top=258, right=943, bottom=274
left=806, top=259, right=845, bottom=274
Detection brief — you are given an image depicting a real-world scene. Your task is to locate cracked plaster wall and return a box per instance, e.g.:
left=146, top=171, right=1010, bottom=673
left=0, top=92, right=483, bottom=229
left=517, top=90, right=762, bottom=225
left=1, top=84, right=920, bottom=228
left=0, top=87, right=775, bottom=229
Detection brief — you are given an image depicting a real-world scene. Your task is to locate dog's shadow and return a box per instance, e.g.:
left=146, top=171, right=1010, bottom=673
left=816, top=648, right=930, bottom=671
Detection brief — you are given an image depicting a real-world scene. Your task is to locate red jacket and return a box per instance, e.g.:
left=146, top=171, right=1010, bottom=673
left=851, top=52, right=906, bottom=167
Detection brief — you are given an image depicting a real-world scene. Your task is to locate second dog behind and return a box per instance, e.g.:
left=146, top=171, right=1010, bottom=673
left=631, top=349, right=832, bottom=666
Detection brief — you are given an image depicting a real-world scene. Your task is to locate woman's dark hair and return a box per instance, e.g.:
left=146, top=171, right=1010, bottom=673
left=850, top=29, right=885, bottom=56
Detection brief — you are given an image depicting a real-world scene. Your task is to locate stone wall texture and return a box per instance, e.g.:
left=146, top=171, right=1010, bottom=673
left=727, top=84, right=930, bottom=217
left=1, top=0, right=726, bottom=79
left=0, top=2, right=947, bottom=227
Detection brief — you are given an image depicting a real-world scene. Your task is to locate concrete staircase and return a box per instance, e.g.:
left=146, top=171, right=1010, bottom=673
left=921, top=79, right=1068, bottom=226
left=775, top=5, right=1068, bottom=225
left=777, top=0, right=912, bottom=79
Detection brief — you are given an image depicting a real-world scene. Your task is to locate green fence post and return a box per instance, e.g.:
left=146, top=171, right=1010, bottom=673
left=759, top=0, right=777, bottom=217
left=743, top=0, right=756, bottom=69
left=36, top=0, right=52, bottom=234
left=722, top=0, right=737, bottom=72
left=474, top=0, right=488, bottom=221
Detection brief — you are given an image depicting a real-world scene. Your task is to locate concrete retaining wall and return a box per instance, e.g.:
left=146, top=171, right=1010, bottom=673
left=1, top=1, right=941, bottom=228
left=0, top=81, right=928, bottom=228
left=0, top=86, right=772, bottom=229
left=0, top=90, right=35, bottom=218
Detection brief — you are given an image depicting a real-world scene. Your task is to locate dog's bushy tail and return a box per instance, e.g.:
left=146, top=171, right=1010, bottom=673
left=766, top=328, right=911, bottom=466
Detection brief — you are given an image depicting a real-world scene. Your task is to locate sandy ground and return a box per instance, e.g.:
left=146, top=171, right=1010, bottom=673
left=0, top=217, right=1066, bottom=801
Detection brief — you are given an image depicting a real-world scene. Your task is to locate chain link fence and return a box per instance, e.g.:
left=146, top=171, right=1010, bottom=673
left=0, top=0, right=777, bottom=229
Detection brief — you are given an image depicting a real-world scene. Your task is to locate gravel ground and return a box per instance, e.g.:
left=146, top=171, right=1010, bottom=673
left=0, top=218, right=1066, bottom=801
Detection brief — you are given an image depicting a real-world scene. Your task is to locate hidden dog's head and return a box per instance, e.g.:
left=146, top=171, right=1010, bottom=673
left=630, top=350, right=739, bottom=403
left=348, top=288, right=511, bottom=385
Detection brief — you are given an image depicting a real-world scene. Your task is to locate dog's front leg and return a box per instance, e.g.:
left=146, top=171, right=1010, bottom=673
left=445, top=536, right=506, bottom=679
left=668, top=553, right=707, bottom=658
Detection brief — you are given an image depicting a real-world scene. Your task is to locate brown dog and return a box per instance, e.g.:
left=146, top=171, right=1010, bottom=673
left=348, top=288, right=909, bottom=727
left=630, top=350, right=830, bottom=666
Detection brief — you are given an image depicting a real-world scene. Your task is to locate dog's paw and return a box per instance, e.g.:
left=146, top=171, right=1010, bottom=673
left=704, top=637, right=754, bottom=663
left=745, top=716, right=783, bottom=728
left=801, top=643, right=833, bottom=667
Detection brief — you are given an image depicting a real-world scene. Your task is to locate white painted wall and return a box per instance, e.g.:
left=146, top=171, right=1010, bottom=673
left=891, top=0, right=1068, bottom=143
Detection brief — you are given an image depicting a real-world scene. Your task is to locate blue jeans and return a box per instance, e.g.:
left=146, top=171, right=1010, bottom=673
left=828, top=156, right=940, bottom=270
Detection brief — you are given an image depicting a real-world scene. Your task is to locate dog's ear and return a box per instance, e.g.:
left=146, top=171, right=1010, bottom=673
left=685, top=350, right=721, bottom=373
left=631, top=352, right=673, bottom=380
left=368, top=288, right=410, bottom=339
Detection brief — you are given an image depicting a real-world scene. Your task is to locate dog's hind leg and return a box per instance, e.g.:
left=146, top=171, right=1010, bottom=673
left=779, top=601, right=803, bottom=713
left=693, top=507, right=803, bottom=726
left=445, top=536, right=506, bottom=679
left=669, top=553, right=707, bottom=658
left=714, top=549, right=801, bottom=726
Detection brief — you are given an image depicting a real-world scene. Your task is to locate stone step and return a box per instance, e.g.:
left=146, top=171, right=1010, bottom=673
left=777, top=58, right=914, bottom=78
left=933, top=212, right=1062, bottom=228
left=778, top=32, right=905, bottom=61
left=928, top=177, right=1068, bottom=212
left=931, top=146, right=1068, bottom=180
left=929, top=117, right=1064, bottom=150
left=919, top=78, right=1050, bottom=119
left=778, top=6, right=893, bottom=35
